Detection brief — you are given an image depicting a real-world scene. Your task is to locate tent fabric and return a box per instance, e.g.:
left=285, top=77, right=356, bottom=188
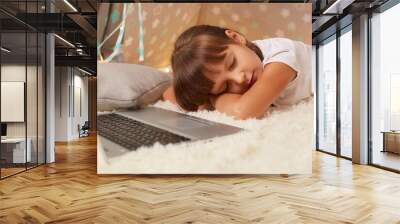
left=98, top=3, right=311, bottom=69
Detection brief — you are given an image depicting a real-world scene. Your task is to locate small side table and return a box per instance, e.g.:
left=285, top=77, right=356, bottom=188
left=381, top=131, right=400, bottom=154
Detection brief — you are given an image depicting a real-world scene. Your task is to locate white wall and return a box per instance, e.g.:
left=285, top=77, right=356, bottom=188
left=55, top=67, right=89, bottom=141
left=72, top=74, right=89, bottom=138
left=55, top=66, right=69, bottom=141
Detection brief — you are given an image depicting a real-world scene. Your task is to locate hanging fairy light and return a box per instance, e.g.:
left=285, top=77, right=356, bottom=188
left=97, top=4, right=128, bottom=62
left=98, top=3, right=146, bottom=63
left=138, top=3, right=145, bottom=62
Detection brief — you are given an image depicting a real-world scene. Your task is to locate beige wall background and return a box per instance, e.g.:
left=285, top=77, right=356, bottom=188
left=98, top=3, right=311, bottom=69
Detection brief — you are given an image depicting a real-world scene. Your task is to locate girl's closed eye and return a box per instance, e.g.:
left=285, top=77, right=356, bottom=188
left=228, top=57, right=237, bottom=71
left=216, top=56, right=236, bottom=95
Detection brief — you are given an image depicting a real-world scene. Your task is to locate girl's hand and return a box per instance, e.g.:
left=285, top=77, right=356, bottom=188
left=198, top=102, right=212, bottom=110
left=162, top=85, right=176, bottom=104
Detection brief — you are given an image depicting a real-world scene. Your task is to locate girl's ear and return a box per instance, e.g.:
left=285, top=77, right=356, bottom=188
left=225, top=30, right=246, bottom=45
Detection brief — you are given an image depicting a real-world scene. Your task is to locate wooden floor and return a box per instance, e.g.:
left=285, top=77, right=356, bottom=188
left=1, top=163, right=45, bottom=178
left=1, top=135, right=400, bottom=223
left=1, top=167, right=25, bottom=178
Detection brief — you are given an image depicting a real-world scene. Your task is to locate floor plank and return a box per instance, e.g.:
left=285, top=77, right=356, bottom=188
left=1, top=135, right=400, bottom=223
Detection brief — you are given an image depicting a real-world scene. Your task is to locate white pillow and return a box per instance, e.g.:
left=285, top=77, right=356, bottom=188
left=97, top=62, right=172, bottom=111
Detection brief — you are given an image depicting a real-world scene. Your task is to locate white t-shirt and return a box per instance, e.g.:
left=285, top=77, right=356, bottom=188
left=252, top=38, right=313, bottom=106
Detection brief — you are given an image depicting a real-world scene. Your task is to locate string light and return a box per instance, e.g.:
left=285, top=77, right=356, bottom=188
left=98, top=4, right=128, bottom=62
left=1, top=47, right=11, bottom=53
left=63, top=0, right=78, bottom=12
left=104, top=4, right=128, bottom=62
left=98, top=4, right=146, bottom=63
left=138, top=3, right=144, bottom=62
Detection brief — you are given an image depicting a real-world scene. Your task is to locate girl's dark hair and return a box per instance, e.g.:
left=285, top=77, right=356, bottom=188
left=171, top=25, right=264, bottom=111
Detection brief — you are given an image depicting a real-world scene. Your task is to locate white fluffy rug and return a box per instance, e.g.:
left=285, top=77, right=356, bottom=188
left=97, top=98, right=314, bottom=174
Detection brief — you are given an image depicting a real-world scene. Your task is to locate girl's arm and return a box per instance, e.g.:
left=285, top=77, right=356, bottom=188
left=212, top=62, right=296, bottom=119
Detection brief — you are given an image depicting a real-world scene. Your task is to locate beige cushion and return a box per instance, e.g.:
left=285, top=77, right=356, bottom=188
left=97, top=62, right=172, bottom=111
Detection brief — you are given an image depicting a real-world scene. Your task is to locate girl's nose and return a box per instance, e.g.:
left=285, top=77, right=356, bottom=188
left=232, top=72, right=247, bottom=85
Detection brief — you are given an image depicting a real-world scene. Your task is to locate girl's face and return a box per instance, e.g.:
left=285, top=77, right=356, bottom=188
left=204, top=30, right=264, bottom=95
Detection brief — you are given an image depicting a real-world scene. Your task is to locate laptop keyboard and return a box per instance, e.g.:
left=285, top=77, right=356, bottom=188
left=97, top=113, right=190, bottom=151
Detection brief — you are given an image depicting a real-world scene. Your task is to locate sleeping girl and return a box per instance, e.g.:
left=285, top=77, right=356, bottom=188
left=162, top=25, right=313, bottom=120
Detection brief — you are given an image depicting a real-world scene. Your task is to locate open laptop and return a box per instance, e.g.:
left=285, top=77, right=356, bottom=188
left=97, top=106, right=242, bottom=158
